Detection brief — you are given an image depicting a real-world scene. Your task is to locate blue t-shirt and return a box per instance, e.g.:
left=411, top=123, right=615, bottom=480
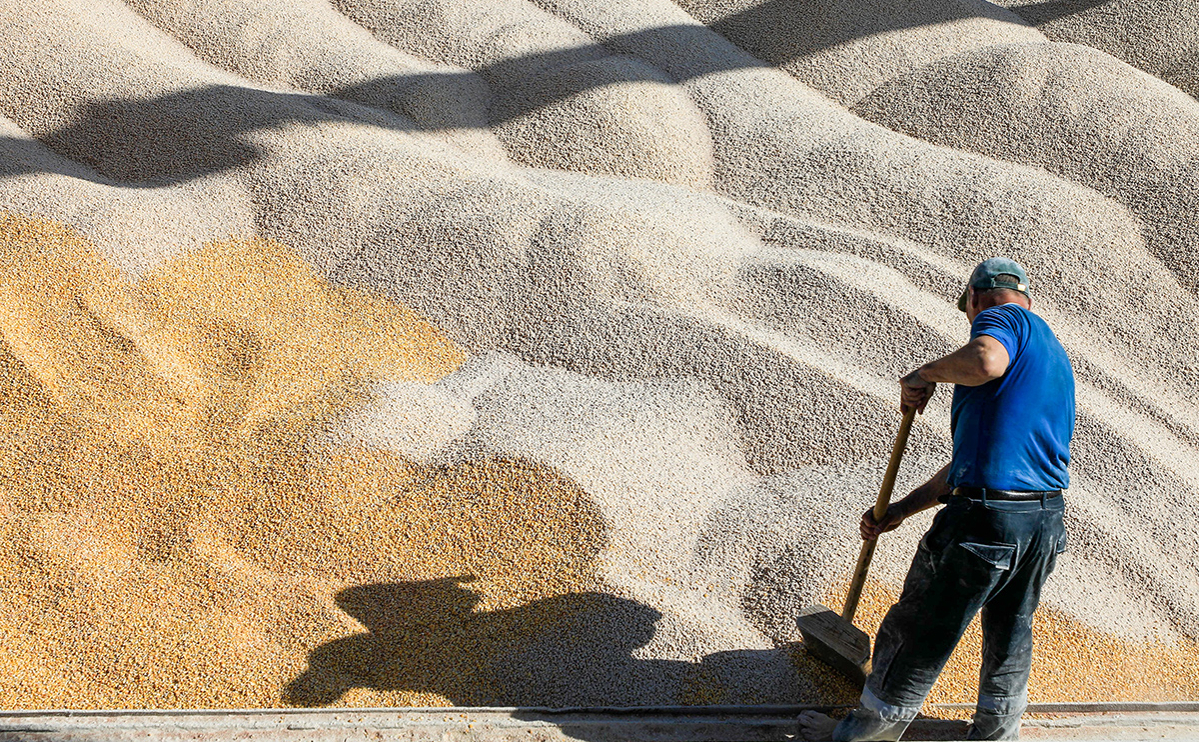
left=947, top=304, right=1075, bottom=491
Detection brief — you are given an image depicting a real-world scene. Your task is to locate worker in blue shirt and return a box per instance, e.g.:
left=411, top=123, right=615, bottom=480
left=800, top=257, right=1075, bottom=741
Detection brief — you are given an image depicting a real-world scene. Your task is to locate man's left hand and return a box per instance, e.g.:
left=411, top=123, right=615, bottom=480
left=861, top=503, right=906, bottom=540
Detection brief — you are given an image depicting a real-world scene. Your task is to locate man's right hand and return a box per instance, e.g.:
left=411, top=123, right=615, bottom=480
left=900, top=368, right=936, bottom=414
left=860, top=503, right=906, bottom=540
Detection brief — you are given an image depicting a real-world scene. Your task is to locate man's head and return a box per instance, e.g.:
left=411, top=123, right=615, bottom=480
left=958, top=257, right=1031, bottom=321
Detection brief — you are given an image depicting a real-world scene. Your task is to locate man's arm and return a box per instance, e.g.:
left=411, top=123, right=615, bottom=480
left=861, top=464, right=951, bottom=540
left=870, top=334, right=1011, bottom=538
left=900, top=335, right=1010, bottom=413
left=917, top=335, right=1010, bottom=386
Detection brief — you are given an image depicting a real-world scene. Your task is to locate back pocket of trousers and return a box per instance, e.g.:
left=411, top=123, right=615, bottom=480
left=959, top=542, right=1016, bottom=571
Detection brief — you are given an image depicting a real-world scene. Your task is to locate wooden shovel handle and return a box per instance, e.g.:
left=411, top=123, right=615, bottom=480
left=841, top=406, right=918, bottom=623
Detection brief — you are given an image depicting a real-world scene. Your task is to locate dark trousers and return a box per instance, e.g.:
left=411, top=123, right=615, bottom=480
left=835, top=493, right=1067, bottom=741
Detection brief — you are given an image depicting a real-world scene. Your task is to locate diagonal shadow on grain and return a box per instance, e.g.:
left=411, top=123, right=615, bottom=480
left=0, top=0, right=1104, bottom=186
left=1003, top=0, right=1113, bottom=25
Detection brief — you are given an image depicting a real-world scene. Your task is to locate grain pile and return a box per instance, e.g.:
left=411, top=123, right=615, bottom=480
left=672, top=0, right=1042, bottom=106
left=854, top=42, right=1199, bottom=293
left=0, top=0, right=1196, bottom=712
left=995, top=0, right=1199, bottom=98
left=0, top=215, right=603, bottom=707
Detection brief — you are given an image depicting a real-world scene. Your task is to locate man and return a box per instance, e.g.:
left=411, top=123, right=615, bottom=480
left=799, top=257, right=1075, bottom=741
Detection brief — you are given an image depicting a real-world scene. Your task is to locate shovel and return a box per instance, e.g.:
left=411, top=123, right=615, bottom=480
left=796, top=406, right=917, bottom=685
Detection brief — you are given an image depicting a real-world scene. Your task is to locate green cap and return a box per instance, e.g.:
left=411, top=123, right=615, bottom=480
left=957, top=257, right=1030, bottom=312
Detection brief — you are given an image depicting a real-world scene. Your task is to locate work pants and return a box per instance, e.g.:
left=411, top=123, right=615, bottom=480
left=833, top=493, right=1067, bottom=742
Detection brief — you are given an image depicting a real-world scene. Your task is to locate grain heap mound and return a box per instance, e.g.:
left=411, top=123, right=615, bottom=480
left=995, top=0, right=1199, bottom=98
left=673, top=0, right=1041, bottom=105
left=854, top=42, right=1199, bottom=292
left=0, top=0, right=1196, bottom=711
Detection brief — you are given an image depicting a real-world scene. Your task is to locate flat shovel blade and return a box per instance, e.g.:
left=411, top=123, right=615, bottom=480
left=796, top=604, right=870, bottom=687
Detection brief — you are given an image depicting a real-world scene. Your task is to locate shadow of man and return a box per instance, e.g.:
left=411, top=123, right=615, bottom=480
left=283, top=576, right=892, bottom=739
left=284, top=576, right=696, bottom=708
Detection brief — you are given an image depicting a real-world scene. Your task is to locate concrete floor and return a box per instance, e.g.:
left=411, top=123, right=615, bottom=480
left=1, top=705, right=1198, bottom=742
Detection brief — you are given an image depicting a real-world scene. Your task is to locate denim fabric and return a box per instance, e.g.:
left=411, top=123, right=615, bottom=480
left=832, top=685, right=919, bottom=742
left=837, top=494, right=1066, bottom=742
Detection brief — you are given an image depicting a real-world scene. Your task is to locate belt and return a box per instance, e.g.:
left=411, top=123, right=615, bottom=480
left=952, top=486, right=1062, bottom=501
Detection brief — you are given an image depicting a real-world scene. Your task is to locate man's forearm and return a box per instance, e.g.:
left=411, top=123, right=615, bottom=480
left=914, top=337, right=1009, bottom=388
left=894, top=464, right=951, bottom=519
